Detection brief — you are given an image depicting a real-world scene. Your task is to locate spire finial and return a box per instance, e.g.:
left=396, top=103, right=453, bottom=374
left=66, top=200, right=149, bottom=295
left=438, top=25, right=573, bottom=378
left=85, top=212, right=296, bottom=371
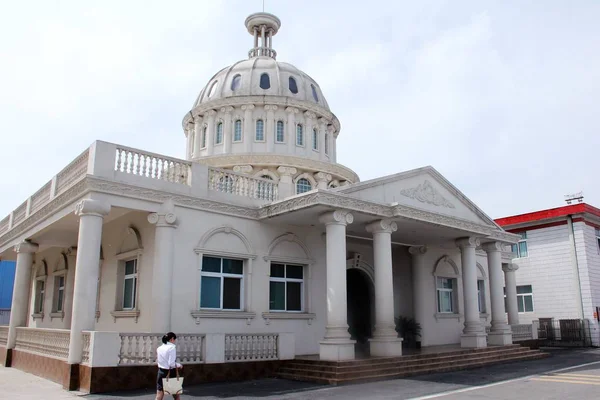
left=245, top=12, right=281, bottom=59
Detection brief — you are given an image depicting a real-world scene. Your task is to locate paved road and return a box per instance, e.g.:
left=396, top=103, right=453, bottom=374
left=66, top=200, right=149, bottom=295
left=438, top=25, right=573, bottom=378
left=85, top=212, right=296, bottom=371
left=4, top=348, right=600, bottom=399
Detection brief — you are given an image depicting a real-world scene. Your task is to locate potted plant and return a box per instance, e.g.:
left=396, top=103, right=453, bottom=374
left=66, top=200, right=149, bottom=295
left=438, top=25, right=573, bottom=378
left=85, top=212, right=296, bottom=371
left=395, top=316, right=422, bottom=348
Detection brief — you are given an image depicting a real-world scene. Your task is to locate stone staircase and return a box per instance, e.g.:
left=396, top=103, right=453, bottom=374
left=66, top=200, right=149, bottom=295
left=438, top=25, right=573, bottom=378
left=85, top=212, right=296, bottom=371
left=277, top=345, right=549, bottom=385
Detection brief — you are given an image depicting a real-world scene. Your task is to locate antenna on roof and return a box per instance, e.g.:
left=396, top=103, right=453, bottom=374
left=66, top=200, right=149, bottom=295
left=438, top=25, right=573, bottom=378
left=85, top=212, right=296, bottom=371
left=564, top=191, right=584, bottom=204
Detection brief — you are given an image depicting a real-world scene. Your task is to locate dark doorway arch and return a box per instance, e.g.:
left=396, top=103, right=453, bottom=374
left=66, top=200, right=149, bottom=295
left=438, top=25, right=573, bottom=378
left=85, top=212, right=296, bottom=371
left=346, top=268, right=374, bottom=355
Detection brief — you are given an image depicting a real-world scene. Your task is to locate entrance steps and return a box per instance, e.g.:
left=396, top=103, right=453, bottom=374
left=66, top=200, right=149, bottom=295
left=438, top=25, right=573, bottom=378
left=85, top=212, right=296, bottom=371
left=277, top=345, right=549, bottom=385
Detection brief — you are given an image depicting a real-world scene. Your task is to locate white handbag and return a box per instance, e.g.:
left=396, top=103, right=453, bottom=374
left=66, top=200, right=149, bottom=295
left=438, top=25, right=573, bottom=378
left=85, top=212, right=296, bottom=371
left=162, top=368, right=184, bottom=395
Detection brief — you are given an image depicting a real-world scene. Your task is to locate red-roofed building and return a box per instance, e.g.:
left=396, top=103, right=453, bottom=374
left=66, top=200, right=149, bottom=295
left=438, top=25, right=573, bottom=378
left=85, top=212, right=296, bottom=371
left=495, top=203, right=600, bottom=345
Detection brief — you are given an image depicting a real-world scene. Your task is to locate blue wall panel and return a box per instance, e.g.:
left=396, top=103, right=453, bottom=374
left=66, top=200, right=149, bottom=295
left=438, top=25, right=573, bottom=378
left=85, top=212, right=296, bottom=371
left=0, top=261, right=16, bottom=308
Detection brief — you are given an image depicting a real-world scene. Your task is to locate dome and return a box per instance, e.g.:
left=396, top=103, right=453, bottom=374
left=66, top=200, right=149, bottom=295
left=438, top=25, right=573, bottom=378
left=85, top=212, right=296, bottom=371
left=193, top=58, right=330, bottom=111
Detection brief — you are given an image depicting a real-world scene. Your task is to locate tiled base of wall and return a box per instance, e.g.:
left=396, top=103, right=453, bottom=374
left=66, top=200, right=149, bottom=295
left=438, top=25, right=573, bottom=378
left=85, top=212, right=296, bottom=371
left=82, top=360, right=283, bottom=393
left=0, top=346, right=7, bottom=366
left=10, top=350, right=72, bottom=389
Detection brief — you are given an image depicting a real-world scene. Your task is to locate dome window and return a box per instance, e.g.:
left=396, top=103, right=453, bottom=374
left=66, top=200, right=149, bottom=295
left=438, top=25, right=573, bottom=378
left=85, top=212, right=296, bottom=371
left=260, top=73, right=271, bottom=89
left=233, top=120, right=242, bottom=142
left=312, top=128, right=319, bottom=151
left=231, top=74, right=242, bottom=91
left=215, top=122, right=223, bottom=145
left=276, top=121, right=285, bottom=142
left=311, top=84, right=319, bottom=102
left=208, top=81, right=218, bottom=98
left=325, top=132, right=329, bottom=155
left=289, top=77, right=298, bottom=94
left=296, top=178, right=312, bottom=194
left=255, top=119, right=265, bottom=141
left=296, top=124, right=304, bottom=146
left=201, top=126, right=207, bottom=148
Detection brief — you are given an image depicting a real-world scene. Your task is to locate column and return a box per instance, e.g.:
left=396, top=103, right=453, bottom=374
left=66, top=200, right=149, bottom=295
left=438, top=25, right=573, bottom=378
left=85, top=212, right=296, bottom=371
left=314, top=172, right=332, bottom=190
left=286, top=107, right=298, bottom=153
left=304, top=111, right=316, bottom=156
left=242, top=104, right=255, bottom=153
left=318, top=118, right=328, bottom=161
left=319, top=210, right=355, bottom=361
left=409, top=246, right=428, bottom=346
left=276, top=166, right=297, bottom=199
left=330, top=127, right=337, bottom=163
left=483, top=242, right=512, bottom=345
left=265, top=105, right=277, bottom=152
left=456, top=237, right=487, bottom=348
left=205, top=110, right=217, bottom=156
left=503, top=263, right=520, bottom=325
left=222, top=106, right=234, bottom=154
left=193, top=116, right=204, bottom=158
left=67, top=199, right=110, bottom=364
left=148, top=199, right=178, bottom=333
left=6, top=241, right=38, bottom=362
left=367, top=219, right=402, bottom=356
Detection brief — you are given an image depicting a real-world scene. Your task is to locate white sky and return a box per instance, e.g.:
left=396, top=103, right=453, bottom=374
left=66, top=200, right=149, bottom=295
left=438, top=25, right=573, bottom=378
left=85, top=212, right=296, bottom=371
left=1, top=0, right=598, bottom=219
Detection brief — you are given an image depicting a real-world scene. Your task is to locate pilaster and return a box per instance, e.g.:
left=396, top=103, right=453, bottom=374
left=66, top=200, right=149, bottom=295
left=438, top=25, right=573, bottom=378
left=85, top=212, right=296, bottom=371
left=242, top=104, right=255, bottom=153
left=276, top=166, right=297, bottom=199
left=286, top=107, right=298, bottom=154
left=205, top=110, right=217, bottom=156
left=221, top=106, right=234, bottom=154
left=265, top=105, right=278, bottom=152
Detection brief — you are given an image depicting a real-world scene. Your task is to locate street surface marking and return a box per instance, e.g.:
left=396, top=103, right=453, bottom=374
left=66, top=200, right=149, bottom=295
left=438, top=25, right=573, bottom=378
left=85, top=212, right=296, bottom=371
left=531, top=377, right=600, bottom=386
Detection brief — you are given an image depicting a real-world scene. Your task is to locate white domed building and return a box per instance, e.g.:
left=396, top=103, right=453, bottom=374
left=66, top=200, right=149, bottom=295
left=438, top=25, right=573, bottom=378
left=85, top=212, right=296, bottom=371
left=0, top=12, right=530, bottom=394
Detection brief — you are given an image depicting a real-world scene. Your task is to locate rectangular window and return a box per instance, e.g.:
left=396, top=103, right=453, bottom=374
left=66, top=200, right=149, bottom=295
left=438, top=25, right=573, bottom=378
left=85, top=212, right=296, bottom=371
left=34, top=280, right=45, bottom=314
left=596, top=228, right=600, bottom=253
left=234, top=120, right=243, bottom=142
left=296, top=124, right=304, bottom=146
left=215, top=122, right=223, bottom=144
left=255, top=119, right=265, bottom=141
left=201, top=127, right=207, bottom=148
left=269, top=263, right=304, bottom=311
left=517, top=285, right=534, bottom=312
left=200, top=256, right=244, bottom=310
left=511, top=232, right=528, bottom=258
left=54, top=275, right=65, bottom=312
left=477, top=280, right=486, bottom=313
left=276, top=121, right=285, bottom=142
left=436, top=277, right=455, bottom=313
left=312, top=128, right=318, bottom=151
left=324, top=132, right=329, bottom=155
left=122, top=259, right=137, bottom=310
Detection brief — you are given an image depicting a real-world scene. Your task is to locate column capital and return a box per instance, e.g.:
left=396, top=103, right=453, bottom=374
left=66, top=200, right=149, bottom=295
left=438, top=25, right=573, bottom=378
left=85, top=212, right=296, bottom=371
left=75, top=199, right=110, bottom=218
left=482, top=241, right=504, bottom=253
left=241, top=104, right=255, bottom=111
left=233, top=165, right=253, bottom=174
left=220, top=106, right=234, bottom=114
left=319, top=210, right=354, bottom=226
left=456, top=237, right=480, bottom=249
left=502, top=263, right=519, bottom=273
left=14, top=240, right=38, bottom=254
left=277, top=166, right=297, bottom=176
left=366, top=219, right=397, bottom=234
left=264, top=104, right=278, bottom=112
left=285, top=106, right=299, bottom=114
left=148, top=199, right=178, bottom=228
left=408, top=245, right=428, bottom=256
left=206, top=109, right=218, bottom=117
left=304, top=111, right=317, bottom=120
left=318, top=117, right=328, bottom=127
left=314, top=172, right=332, bottom=184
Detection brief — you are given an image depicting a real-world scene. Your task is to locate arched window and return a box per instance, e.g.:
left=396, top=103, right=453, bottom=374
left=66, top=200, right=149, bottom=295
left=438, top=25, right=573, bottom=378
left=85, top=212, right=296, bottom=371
left=312, top=128, right=318, bottom=151
left=296, top=178, right=312, bottom=194
left=234, top=120, right=242, bottom=142
left=215, top=122, right=223, bottom=144
left=208, top=81, right=218, bottom=97
left=276, top=121, right=285, bottom=142
left=260, top=73, right=270, bottom=89
left=255, top=119, right=265, bottom=141
left=289, top=76, right=298, bottom=94
left=231, top=74, right=241, bottom=91
left=201, top=126, right=207, bottom=148
left=296, top=124, right=304, bottom=146
left=325, top=132, right=329, bottom=155
left=311, top=84, right=319, bottom=102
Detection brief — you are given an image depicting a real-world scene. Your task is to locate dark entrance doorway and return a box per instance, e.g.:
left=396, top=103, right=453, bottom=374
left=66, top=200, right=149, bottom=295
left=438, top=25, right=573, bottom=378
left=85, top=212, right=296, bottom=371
left=346, top=268, right=374, bottom=356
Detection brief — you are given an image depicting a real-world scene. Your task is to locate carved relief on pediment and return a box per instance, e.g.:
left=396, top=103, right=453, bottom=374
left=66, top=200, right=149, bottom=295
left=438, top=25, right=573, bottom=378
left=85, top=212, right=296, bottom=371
left=400, top=180, right=455, bottom=209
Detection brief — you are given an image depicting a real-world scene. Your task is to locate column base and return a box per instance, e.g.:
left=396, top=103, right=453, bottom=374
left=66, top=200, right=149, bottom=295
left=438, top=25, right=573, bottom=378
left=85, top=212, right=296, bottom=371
left=319, top=339, right=356, bottom=361
left=369, top=337, right=403, bottom=357
left=488, top=331, right=513, bottom=346
left=460, top=333, right=487, bottom=348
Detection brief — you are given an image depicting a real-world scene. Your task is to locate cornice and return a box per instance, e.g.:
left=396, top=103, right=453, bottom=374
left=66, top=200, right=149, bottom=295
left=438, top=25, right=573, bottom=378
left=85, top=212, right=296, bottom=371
left=193, top=153, right=359, bottom=183
left=182, top=95, right=341, bottom=134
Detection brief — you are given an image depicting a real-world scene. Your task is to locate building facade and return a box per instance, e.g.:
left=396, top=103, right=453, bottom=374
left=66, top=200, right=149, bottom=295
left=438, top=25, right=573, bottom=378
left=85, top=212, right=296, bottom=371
left=0, top=12, right=522, bottom=392
left=495, top=203, right=600, bottom=344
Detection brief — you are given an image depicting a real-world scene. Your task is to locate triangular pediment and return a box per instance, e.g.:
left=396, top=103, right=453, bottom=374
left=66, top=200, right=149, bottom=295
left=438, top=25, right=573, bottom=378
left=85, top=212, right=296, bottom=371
left=336, top=166, right=499, bottom=227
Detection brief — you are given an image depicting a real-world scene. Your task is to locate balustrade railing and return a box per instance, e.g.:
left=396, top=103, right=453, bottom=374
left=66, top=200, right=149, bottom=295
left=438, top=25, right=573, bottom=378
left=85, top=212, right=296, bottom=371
left=118, top=333, right=204, bottom=365
left=224, top=334, right=279, bottom=362
left=15, top=327, right=70, bottom=360
left=30, top=182, right=52, bottom=214
left=0, top=309, right=10, bottom=326
left=55, top=149, right=90, bottom=195
left=82, top=331, right=91, bottom=364
left=12, top=201, right=27, bottom=227
left=0, top=326, right=8, bottom=346
left=208, top=168, right=278, bottom=201
left=0, top=216, right=8, bottom=235
left=511, top=324, right=533, bottom=341
left=115, top=147, right=191, bottom=185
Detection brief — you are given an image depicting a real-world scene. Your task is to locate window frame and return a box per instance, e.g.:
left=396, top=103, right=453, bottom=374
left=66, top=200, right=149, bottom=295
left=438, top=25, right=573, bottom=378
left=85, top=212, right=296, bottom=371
left=199, top=255, right=245, bottom=311
left=269, top=263, right=305, bottom=312
left=231, top=74, right=241, bottom=91
left=122, top=258, right=138, bottom=310
left=511, top=232, right=528, bottom=258
left=233, top=119, right=243, bottom=142
left=34, top=278, right=45, bottom=315
left=296, top=177, right=313, bottom=194
left=259, top=73, right=270, bottom=90
left=312, top=128, right=319, bottom=151
left=436, top=277, right=457, bottom=314
left=477, top=279, right=486, bottom=314
left=255, top=119, right=265, bottom=142
left=275, top=120, right=285, bottom=143
left=201, top=126, right=207, bottom=149
left=296, top=124, right=304, bottom=147
left=215, top=121, right=223, bottom=145
left=288, top=76, right=298, bottom=94
left=324, top=132, right=329, bottom=155
left=517, top=285, right=534, bottom=313
left=52, top=273, right=66, bottom=314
